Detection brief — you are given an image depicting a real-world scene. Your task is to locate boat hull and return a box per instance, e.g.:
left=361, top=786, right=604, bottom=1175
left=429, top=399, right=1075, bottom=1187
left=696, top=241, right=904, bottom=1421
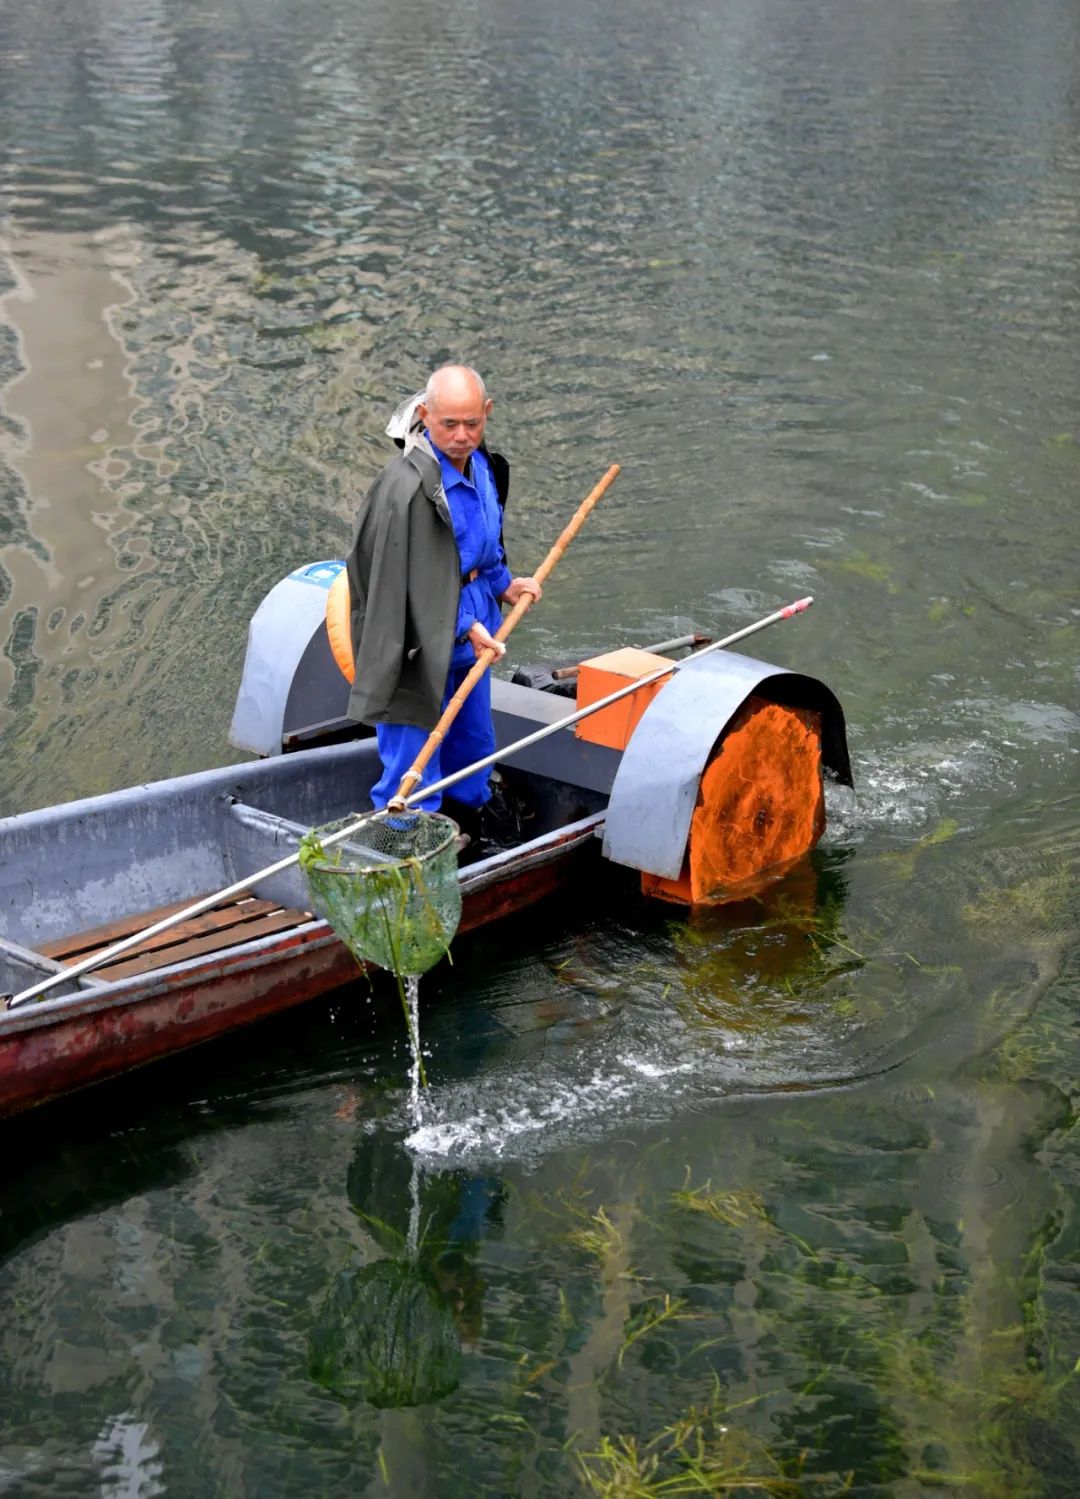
left=0, top=812, right=601, bottom=1120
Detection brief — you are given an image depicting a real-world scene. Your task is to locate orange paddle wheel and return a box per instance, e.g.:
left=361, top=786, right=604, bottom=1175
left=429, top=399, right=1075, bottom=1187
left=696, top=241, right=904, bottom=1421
left=576, top=647, right=826, bottom=906
left=641, top=695, right=824, bottom=904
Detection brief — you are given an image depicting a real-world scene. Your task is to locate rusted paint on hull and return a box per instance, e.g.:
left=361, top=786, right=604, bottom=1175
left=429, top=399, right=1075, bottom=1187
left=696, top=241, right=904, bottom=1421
left=0, top=836, right=597, bottom=1120
left=0, top=937, right=355, bottom=1118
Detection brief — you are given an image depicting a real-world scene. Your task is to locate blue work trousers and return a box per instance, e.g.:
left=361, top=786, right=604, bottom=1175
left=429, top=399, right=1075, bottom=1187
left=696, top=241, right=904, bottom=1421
left=371, top=663, right=495, bottom=812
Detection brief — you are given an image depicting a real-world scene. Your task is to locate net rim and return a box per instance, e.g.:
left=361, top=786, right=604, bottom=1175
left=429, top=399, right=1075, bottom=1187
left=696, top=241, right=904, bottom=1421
left=302, top=810, right=461, bottom=877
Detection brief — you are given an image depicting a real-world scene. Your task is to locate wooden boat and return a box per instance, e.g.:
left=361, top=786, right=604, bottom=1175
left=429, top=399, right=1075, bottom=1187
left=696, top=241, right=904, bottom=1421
left=0, top=736, right=608, bottom=1120
left=0, top=563, right=852, bottom=1119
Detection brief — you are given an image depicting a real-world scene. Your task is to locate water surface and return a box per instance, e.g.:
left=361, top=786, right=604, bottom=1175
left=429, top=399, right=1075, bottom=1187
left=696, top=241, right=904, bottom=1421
left=1, top=0, right=1079, bottom=1494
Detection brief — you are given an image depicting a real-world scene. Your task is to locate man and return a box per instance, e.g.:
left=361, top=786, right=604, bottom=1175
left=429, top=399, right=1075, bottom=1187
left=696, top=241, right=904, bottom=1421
left=346, top=366, right=541, bottom=838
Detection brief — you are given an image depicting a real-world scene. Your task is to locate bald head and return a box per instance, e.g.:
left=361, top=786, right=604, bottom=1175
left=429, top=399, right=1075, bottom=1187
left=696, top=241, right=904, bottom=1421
left=418, top=365, right=494, bottom=473
left=424, top=364, right=487, bottom=409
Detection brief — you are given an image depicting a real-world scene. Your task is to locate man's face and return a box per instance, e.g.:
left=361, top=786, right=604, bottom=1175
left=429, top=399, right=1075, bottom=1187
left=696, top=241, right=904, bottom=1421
left=419, top=386, right=493, bottom=470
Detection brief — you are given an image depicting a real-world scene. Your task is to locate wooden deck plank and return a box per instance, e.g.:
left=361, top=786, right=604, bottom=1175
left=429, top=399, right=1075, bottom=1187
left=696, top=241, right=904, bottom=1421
left=40, top=892, right=245, bottom=961
left=95, top=909, right=314, bottom=980
left=59, top=900, right=285, bottom=966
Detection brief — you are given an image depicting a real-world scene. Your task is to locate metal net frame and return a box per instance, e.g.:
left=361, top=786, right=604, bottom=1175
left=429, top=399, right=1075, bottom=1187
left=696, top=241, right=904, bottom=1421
left=299, top=812, right=462, bottom=978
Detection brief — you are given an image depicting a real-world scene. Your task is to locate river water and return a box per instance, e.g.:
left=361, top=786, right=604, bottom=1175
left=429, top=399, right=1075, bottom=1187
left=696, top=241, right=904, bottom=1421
left=2, top=0, right=1079, bottom=1493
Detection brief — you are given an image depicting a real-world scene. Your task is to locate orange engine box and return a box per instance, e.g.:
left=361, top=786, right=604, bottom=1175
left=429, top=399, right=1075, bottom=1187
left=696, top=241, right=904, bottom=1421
left=574, top=648, right=673, bottom=750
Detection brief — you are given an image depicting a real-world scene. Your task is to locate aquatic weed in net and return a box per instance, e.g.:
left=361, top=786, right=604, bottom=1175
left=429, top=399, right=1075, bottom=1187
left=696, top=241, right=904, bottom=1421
left=299, top=813, right=461, bottom=978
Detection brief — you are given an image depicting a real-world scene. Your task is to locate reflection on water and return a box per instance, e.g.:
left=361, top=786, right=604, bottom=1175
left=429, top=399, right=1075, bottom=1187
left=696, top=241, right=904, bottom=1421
left=310, top=1256, right=463, bottom=1408
left=0, top=799, right=1078, bottom=1491
left=310, top=1130, right=507, bottom=1408
left=1, top=0, right=1079, bottom=1492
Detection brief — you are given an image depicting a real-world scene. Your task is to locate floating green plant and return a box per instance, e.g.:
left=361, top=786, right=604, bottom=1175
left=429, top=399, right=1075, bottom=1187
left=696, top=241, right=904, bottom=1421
left=828, top=549, right=895, bottom=589
left=927, top=596, right=979, bottom=624
left=882, top=816, right=961, bottom=881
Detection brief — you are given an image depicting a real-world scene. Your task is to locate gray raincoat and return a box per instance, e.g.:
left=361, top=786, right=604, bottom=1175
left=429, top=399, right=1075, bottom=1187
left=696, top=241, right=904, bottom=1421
left=345, top=394, right=510, bottom=729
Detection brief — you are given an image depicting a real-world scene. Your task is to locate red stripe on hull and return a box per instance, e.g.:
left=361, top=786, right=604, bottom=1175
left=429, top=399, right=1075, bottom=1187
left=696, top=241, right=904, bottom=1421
left=0, top=849, right=583, bottom=1119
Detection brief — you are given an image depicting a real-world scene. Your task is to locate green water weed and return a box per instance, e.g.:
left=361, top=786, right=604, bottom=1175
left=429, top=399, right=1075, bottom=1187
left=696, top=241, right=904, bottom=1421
left=670, top=1178, right=768, bottom=1231
left=526, top=1174, right=637, bottom=1276
left=566, top=1206, right=626, bottom=1266
left=617, top=1294, right=695, bottom=1370
left=576, top=1395, right=846, bottom=1497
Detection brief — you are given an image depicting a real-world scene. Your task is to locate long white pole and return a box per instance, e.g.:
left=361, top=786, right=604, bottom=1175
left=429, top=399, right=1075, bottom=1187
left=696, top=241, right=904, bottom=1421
left=7, top=597, right=811, bottom=1009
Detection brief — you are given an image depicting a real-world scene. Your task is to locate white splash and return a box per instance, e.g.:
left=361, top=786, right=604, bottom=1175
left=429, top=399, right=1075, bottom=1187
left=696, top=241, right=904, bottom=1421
left=92, top=1413, right=165, bottom=1499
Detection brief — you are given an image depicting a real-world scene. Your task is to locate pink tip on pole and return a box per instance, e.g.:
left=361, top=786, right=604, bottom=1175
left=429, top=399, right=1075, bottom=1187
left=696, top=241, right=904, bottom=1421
left=780, top=595, right=814, bottom=619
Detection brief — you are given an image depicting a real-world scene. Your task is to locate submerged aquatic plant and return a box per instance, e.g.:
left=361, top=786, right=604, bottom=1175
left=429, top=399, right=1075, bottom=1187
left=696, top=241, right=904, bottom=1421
left=670, top=1177, right=769, bottom=1231
left=663, top=1144, right=1080, bottom=1496
left=616, top=1293, right=695, bottom=1370
left=566, top=1205, right=626, bottom=1267
left=576, top=1395, right=844, bottom=1497
left=668, top=887, right=870, bottom=1034
left=961, top=863, right=1074, bottom=939
left=529, top=1180, right=650, bottom=1291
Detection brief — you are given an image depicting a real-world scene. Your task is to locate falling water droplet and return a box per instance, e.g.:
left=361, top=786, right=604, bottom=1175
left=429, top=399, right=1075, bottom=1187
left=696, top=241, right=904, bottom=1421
left=406, top=974, right=423, bottom=1129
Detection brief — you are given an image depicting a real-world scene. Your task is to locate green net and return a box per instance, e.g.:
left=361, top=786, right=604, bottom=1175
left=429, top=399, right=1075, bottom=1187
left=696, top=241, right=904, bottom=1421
left=299, top=811, right=461, bottom=977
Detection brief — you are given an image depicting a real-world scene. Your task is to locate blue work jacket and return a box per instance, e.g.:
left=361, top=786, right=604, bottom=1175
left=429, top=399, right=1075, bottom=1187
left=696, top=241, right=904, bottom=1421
left=430, top=441, right=513, bottom=669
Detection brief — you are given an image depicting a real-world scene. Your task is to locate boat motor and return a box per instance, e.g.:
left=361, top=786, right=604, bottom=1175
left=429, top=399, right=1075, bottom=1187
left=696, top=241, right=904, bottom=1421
left=230, top=563, right=852, bottom=905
